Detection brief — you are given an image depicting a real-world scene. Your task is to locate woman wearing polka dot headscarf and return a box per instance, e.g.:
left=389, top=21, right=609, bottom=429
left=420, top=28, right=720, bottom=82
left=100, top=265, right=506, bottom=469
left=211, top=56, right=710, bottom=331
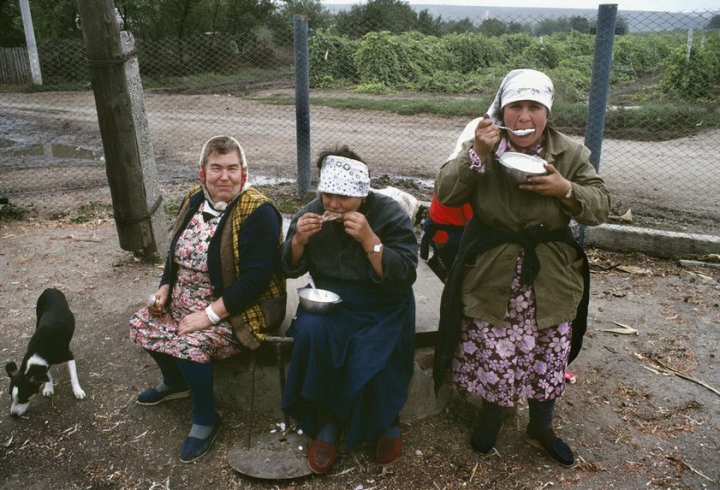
left=281, top=146, right=418, bottom=474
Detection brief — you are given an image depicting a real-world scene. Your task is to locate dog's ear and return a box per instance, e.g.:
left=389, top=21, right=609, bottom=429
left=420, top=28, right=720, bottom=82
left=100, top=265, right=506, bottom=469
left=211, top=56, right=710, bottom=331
left=5, top=362, right=18, bottom=378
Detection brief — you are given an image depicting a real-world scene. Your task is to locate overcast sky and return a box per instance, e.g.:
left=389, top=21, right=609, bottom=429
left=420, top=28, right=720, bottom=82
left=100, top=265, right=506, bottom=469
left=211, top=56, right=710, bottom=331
left=321, top=0, right=719, bottom=12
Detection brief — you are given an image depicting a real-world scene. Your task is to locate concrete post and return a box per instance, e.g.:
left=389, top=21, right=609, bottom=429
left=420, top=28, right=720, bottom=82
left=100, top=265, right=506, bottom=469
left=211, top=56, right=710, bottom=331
left=18, top=0, right=42, bottom=85
left=120, top=32, right=169, bottom=260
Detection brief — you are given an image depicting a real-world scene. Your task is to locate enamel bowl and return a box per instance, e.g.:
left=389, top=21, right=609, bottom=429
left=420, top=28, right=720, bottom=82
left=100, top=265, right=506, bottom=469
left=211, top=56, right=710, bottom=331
left=297, top=287, right=342, bottom=314
left=498, top=152, right=548, bottom=184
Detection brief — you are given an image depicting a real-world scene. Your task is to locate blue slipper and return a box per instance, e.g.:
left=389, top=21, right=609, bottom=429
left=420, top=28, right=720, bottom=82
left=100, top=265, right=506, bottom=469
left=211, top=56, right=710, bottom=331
left=136, top=387, right=190, bottom=406
left=180, top=419, right=222, bottom=463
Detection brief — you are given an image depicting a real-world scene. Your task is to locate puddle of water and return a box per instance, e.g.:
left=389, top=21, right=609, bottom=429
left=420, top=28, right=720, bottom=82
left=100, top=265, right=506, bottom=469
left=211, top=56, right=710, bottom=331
left=10, top=142, right=102, bottom=160
left=253, top=175, right=296, bottom=186
left=11, top=143, right=44, bottom=156
left=51, top=143, right=101, bottom=160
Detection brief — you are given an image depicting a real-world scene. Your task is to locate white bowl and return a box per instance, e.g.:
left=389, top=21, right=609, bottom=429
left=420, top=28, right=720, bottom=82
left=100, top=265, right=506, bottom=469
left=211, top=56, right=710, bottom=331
left=297, top=287, right=342, bottom=314
left=498, top=152, right=548, bottom=184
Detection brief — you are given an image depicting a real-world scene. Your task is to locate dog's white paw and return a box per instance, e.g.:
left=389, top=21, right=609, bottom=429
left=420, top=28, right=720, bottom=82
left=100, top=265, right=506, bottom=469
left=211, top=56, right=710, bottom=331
left=42, top=385, right=54, bottom=397
left=73, top=388, right=86, bottom=400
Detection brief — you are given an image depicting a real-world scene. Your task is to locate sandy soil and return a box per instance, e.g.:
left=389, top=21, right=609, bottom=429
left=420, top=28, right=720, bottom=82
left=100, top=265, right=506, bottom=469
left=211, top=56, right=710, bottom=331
left=0, top=217, right=719, bottom=490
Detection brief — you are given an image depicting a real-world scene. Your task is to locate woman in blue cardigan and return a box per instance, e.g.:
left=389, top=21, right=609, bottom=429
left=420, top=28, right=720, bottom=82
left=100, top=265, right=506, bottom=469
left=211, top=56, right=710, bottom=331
left=130, top=135, right=285, bottom=463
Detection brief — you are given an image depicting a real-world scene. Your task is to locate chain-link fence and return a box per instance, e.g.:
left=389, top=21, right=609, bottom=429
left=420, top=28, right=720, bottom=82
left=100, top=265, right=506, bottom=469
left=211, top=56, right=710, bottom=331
left=1, top=6, right=719, bottom=237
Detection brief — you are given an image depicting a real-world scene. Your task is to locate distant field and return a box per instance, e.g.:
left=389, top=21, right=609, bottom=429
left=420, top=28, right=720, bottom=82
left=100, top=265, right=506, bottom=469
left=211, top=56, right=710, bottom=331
left=324, top=4, right=716, bottom=32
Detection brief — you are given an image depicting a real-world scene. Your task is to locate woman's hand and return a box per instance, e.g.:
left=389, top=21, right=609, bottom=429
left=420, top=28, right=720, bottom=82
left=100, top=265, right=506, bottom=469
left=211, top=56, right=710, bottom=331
left=473, top=116, right=501, bottom=161
left=178, top=310, right=212, bottom=335
left=147, top=284, right=170, bottom=316
left=519, top=163, right=572, bottom=198
left=293, top=212, right=323, bottom=246
left=342, top=211, right=378, bottom=250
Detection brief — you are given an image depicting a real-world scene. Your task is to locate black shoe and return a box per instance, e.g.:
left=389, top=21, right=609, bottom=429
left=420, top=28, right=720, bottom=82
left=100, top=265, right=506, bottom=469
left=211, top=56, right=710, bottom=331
left=524, top=427, right=575, bottom=467
left=471, top=421, right=503, bottom=455
left=180, top=418, right=222, bottom=463
left=137, top=387, right=190, bottom=406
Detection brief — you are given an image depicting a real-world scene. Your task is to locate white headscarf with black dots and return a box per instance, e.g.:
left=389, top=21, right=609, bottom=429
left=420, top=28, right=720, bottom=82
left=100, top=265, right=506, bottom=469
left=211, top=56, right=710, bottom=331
left=317, top=155, right=370, bottom=197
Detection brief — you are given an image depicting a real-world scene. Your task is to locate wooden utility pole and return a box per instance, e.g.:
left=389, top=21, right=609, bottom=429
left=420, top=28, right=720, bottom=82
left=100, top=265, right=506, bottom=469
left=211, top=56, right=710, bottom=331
left=76, top=0, right=168, bottom=259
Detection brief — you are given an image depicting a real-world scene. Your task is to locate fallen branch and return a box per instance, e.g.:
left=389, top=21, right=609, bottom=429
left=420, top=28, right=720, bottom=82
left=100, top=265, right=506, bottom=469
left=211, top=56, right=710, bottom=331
left=469, top=462, right=479, bottom=483
left=646, top=356, right=720, bottom=397
left=597, top=322, right=638, bottom=335
left=678, top=259, right=720, bottom=270
left=668, top=456, right=717, bottom=484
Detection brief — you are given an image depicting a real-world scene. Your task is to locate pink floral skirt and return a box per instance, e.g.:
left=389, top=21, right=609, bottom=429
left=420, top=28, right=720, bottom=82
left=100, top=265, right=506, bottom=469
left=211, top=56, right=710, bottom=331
left=451, top=254, right=572, bottom=407
left=129, top=269, right=241, bottom=364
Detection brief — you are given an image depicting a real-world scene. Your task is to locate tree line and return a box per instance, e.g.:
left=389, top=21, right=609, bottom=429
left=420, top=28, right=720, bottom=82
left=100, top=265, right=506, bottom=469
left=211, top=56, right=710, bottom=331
left=6, top=0, right=719, bottom=48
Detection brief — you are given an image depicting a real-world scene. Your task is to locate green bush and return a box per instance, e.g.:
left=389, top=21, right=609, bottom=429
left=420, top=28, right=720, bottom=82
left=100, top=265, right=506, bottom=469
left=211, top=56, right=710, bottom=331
left=548, top=65, right=591, bottom=103
left=660, top=45, right=719, bottom=100
left=308, top=30, right=360, bottom=87
left=547, top=31, right=595, bottom=59
left=353, top=31, right=441, bottom=86
left=439, top=33, right=503, bottom=74
left=497, top=33, right=534, bottom=58
left=612, top=34, right=667, bottom=82
left=520, top=41, right=560, bottom=70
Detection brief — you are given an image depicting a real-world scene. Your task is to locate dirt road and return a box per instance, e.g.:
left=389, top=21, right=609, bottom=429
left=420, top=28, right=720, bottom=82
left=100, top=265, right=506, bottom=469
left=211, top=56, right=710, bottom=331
left=1, top=90, right=719, bottom=236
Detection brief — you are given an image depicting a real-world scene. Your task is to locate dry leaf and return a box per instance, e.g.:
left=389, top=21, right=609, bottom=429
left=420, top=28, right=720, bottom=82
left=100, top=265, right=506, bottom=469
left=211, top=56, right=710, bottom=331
left=609, top=209, right=632, bottom=222
left=598, top=322, right=638, bottom=335
left=616, top=265, right=650, bottom=275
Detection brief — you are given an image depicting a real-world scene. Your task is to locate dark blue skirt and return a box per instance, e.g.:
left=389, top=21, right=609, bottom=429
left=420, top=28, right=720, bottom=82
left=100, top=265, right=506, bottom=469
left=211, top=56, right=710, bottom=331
left=282, top=277, right=415, bottom=449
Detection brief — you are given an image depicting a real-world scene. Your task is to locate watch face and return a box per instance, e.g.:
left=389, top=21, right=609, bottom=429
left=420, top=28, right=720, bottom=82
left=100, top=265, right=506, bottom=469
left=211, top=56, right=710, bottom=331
left=373, top=243, right=382, bottom=253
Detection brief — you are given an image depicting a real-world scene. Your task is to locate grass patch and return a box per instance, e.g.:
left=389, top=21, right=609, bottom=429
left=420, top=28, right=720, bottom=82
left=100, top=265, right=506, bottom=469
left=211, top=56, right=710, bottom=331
left=143, top=67, right=293, bottom=91
left=0, top=201, right=34, bottom=220
left=254, top=94, right=720, bottom=141
left=0, top=83, right=90, bottom=93
left=59, top=202, right=114, bottom=223
left=254, top=95, right=492, bottom=118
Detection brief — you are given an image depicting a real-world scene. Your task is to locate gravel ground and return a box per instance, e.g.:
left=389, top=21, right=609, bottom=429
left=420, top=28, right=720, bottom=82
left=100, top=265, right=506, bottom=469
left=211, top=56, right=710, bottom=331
left=0, top=216, right=719, bottom=490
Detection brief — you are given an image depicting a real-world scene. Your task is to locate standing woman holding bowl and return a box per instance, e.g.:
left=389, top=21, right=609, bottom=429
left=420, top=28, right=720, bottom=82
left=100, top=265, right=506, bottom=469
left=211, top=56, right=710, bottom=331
left=433, top=69, right=611, bottom=466
left=281, top=146, right=418, bottom=474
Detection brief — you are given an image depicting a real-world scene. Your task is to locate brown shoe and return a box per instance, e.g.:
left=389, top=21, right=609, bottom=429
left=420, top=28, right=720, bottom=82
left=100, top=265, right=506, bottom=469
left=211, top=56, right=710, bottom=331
left=307, top=439, right=338, bottom=474
left=375, top=436, right=403, bottom=466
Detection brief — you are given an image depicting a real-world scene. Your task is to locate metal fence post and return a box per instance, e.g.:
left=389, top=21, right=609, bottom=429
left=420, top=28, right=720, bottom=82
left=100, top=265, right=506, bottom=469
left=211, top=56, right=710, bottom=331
left=584, top=3, right=618, bottom=173
left=293, top=14, right=311, bottom=197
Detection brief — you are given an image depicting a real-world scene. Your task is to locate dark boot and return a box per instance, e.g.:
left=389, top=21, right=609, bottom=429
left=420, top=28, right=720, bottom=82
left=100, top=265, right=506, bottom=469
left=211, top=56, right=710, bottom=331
left=470, top=400, right=503, bottom=454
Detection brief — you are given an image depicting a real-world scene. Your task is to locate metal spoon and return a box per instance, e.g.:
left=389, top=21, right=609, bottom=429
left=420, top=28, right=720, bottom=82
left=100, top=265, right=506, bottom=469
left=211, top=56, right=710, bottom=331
left=307, top=274, right=322, bottom=300
left=496, top=125, right=535, bottom=136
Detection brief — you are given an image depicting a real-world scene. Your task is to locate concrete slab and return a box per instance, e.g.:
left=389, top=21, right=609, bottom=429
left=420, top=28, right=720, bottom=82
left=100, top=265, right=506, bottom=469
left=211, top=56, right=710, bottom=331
left=582, top=223, right=720, bottom=258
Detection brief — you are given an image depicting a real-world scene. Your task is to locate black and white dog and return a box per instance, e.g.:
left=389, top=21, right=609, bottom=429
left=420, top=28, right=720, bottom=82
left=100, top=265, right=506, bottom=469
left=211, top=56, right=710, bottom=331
left=5, top=288, right=86, bottom=416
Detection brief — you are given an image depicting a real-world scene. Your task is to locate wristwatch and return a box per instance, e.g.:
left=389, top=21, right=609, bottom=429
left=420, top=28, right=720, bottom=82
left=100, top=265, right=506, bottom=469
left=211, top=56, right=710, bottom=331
left=563, top=186, right=573, bottom=199
left=367, top=243, right=383, bottom=256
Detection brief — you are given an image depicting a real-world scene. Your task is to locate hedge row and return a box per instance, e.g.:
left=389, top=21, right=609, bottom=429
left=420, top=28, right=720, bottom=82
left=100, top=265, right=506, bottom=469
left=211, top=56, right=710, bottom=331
left=309, top=29, right=720, bottom=101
